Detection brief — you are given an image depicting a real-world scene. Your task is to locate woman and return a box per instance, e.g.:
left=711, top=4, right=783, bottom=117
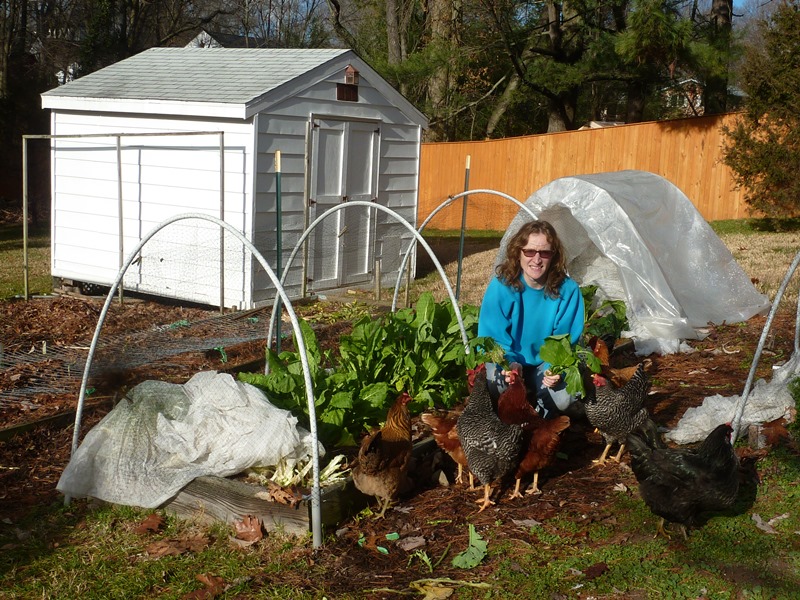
left=478, top=220, right=585, bottom=419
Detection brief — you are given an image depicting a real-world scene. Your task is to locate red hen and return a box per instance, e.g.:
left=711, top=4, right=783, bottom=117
left=496, top=364, right=570, bottom=497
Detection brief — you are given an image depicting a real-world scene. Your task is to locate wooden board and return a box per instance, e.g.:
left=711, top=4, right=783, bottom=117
left=162, top=475, right=369, bottom=536
left=161, top=438, right=437, bottom=535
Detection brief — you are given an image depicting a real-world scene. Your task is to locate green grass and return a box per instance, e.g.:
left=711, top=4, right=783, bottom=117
left=422, top=228, right=506, bottom=239
left=710, top=217, right=800, bottom=235
left=2, top=446, right=798, bottom=598
left=0, top=223, right=51, bottom=298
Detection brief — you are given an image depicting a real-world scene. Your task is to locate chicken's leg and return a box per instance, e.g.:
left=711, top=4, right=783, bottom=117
left=654, top=517, right=670, bottom=540
left=612, top=443, right=626, bottom=462
left=592, top=443, right=613, bottom=465
left=374, top=497, right=392, bottom=519
left=476, top=484, right=495, bottom=512
left=525, top=472, right=542, bottom=495
left=509, top=478, right=523, bottom=500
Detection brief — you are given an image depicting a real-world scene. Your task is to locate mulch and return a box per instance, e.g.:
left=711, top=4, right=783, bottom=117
left=1, top=293, right=797, bottom=595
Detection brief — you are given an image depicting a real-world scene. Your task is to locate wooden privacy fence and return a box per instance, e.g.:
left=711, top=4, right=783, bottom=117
left=418, top=112, right=749, bottom=230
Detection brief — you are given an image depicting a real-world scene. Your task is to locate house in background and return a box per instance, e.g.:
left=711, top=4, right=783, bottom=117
left=184, top=29, right=269, bottom=49
left=40, top=47, right=428, bottom=309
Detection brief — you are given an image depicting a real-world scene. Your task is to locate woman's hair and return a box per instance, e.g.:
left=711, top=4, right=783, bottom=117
left=495, top=220, right=568, bottom=297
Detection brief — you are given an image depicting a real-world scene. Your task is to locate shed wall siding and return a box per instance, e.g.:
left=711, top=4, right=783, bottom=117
left=250, top=81, right=422, bottom=302
left=50, top=112, right=256, bottom=308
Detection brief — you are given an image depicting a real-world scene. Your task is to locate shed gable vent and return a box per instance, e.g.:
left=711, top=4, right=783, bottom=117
left=337, top=65, right=359, bottom=102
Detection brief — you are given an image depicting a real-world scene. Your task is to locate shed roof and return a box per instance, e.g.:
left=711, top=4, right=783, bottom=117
left=41, top=47, right=428, bottom=125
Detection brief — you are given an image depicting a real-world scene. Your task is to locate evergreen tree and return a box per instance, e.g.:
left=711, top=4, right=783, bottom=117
left=722, top=1, right=800, bottom=217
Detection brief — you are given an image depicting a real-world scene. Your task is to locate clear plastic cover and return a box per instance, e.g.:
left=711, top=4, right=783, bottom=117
left=496, top=170, right=770, bottom=354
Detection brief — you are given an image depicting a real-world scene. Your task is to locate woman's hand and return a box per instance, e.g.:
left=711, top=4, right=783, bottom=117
left=542, top=369, right=561, bottom=388
left=502, top=362, right=524, bottom=384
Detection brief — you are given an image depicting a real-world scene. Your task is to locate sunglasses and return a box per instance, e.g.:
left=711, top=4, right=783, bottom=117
left=521, top=248, right=554, bottom=259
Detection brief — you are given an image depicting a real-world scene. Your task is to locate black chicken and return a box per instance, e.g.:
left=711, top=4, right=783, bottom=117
left=457, top=365, right=524, bottom=511
left=583, top=361, right=651, bottom=465
left=627, top=421, right=740, bottom=539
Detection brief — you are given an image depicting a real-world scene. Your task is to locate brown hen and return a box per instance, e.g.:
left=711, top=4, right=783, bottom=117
left=352, top=392, right=413, bottom=519
left=588, top=335, right=650, bottom=387
left=496, top=364, right=570, bottom=497
left=420, top=408, right=473, bottom=487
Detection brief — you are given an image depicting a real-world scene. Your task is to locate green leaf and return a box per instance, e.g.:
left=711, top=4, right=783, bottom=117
left=539, top=334, right=575, bottom=371
left=451, top=524, right=488, bottom=569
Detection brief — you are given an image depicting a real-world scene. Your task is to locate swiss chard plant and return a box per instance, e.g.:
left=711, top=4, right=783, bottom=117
left=538, top=285, right=627, bottom=398
left=581, top=284, right=629, bottom=344
left=539, top=334, right=601, bottom=398
left=238, top=293, right=503, bottom=448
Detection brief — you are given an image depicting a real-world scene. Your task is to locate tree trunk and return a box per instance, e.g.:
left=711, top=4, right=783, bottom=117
left=426, top=0, right=457, bottom=141
left=386, top=0, right=403, bottom=65
left=485, top=70, right=518, bottom=138
left=626, top=81, right=646, bottom=123
left=703, top=0, right=732, bottom=115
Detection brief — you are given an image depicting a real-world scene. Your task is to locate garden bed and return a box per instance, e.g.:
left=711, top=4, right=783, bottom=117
left=1, top=292, right=796, bottom=533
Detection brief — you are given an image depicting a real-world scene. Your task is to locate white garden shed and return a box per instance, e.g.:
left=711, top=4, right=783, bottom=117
left=40, top=47, right=428, bottom=308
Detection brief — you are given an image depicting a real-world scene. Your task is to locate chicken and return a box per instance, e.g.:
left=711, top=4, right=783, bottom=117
left=457, top=365, right=524, bottom=511
left=583, top=361, right=651, bottom=465
left=495, top=364, right=571, bottom=497
left=420, top=408, right=473, bottom=487
left=627, top=421, right=740, bottom=539
left=352, top=392, right=413, bottom=519
left=587, top=335, right=647, bottom=388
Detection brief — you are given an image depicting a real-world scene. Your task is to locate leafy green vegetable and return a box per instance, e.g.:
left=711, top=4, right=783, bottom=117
left=539, top=334, right=601, bottom=398
left=451, top=524, right=487, bottom=569
left=239, top=293, right=504, bottom=447
left=581, top=285, right=629, bottom=342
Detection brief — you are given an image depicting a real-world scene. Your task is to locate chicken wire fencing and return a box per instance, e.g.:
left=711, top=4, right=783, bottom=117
left=0, top=305, right=276, bottom=407
left=17, top=209, right=463, bottom=548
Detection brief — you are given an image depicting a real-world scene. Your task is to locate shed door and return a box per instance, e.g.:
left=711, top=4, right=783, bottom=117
left=309, top=118, right=380, bottom=290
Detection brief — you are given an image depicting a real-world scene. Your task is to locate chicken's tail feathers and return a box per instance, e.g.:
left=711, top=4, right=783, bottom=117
left=627, top=417, right=665, bottom=451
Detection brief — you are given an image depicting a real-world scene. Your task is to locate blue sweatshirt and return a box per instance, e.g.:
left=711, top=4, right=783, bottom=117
left=478, top=274, right=585, bottom=368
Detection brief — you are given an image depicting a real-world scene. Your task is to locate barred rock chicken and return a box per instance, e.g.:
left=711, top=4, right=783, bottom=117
left=496, top=364, right=571, bottom=497
left=457, top=366, right=524, bottom=511
left=352, top=392, right=413, bottom=519
left=584, top=361, right=652, bottom=465
left=420, top=408, right=473, bottom=487
left=627, top=422, right=740, bottom=539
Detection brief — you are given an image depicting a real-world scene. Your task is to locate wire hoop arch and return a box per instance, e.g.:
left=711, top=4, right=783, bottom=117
left=266, top=200, right=471, bottom=372
left=67, top=213, right=325, bottom=548
left=391, top=189, right=536, bottom=312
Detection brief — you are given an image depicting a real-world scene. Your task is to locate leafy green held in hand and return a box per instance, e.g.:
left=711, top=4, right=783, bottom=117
left=539, top=334, right=601, bottom=398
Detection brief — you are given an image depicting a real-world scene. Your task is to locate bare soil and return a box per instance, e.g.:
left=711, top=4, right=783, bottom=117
left=0, top=291, right=796, bottom=595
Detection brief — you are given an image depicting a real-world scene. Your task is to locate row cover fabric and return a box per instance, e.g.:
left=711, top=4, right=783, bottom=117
left=498, top=170, right=770, bottom=354
left=57, top=371, right=322, bottom=508
left=667, top=352, right=800, bottom=444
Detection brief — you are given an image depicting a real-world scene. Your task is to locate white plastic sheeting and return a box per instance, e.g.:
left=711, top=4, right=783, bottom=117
left=498, top=170, right=770, bottom=354
left=666, top=354, right=800, bottom=444
left=57, top=371, right=322, bottom=508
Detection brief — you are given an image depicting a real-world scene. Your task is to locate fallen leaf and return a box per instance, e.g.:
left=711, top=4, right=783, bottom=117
left=144, top=534, right=210, bottom=558
left=396, top=536, right=426, bottom=551
left=134, top=513, right=166, bottom=535
left=584, top=562, right=609, bottom=580
left=233, top=515, right=263, bottom=544
left=181, top=573, right=226, bottom=599
left=512, top=519, right=542, bottom=529
left=412, top=581, right=454, bottom=599
left=752, top=514, right=776, bottom=534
